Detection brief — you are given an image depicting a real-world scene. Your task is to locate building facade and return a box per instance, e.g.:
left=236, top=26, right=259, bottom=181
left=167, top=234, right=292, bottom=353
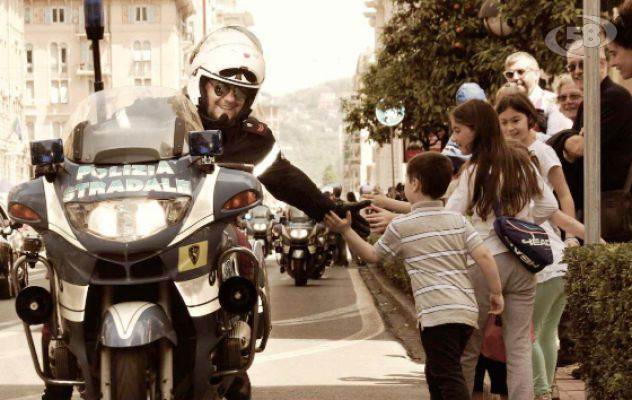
left=343, top=0, right=404, bottom=195
left=0, top=0, right=30, bottom=190
left=24, top=0, right=194, bottom=143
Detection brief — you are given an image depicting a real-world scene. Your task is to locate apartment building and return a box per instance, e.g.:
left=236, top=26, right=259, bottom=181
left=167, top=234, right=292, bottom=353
left=0, top=0, right=30, bottom=189
left=24, top=0, right=194, bottom=142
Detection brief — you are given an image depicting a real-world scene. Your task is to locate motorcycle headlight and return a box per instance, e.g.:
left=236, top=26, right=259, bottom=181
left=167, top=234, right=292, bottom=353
left=65, top=197, right=190, bottom=242
left=253, top=223, right=267, bottom=231
left=289, top=229, right=308, bottom=239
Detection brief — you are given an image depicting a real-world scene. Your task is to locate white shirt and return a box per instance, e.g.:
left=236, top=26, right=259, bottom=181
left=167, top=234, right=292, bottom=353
left=529, top=86, right=569, bottom=137
left=529, top=140, right=569, bottom=283
left=445, top=164, right=559, bottom=262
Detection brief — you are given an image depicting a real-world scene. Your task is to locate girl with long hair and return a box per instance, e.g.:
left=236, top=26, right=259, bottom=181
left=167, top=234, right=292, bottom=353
left=496, top=93, right=577, bottom=399
left=445, top=99, right=589, bottom=400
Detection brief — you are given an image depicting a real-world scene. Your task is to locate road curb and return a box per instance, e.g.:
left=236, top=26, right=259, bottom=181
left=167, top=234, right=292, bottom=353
left=364, top=264, right=418, bottom=329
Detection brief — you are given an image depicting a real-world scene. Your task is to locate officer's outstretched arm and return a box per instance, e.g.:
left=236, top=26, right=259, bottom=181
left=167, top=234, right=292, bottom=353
left=257, top=153, right=370, bottom=237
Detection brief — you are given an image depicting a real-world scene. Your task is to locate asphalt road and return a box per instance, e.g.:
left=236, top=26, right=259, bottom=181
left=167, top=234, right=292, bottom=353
left=0, top=258, right=426, bottom=400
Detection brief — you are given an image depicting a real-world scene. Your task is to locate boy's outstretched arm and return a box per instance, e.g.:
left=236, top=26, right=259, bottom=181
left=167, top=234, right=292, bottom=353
left=324, top=211, right=380, bottom=264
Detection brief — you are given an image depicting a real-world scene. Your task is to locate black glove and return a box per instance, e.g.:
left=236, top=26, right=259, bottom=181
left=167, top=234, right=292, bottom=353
left=334, top=200, right=371, bottom=238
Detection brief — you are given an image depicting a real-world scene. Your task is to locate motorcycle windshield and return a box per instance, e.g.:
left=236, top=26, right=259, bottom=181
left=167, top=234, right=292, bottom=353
left=62, top=86, right=203, bottom=164
left=287, top=207, right=309, bottom=223
left=251, top=206, right=270, bottom=218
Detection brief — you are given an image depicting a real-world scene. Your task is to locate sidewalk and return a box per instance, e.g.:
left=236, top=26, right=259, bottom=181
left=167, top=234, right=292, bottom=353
left=363, top=264, right=587, bottom=400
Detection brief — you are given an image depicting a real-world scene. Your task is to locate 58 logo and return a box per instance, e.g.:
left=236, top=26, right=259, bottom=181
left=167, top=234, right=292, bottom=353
left=545, top=15, right=618, bottom=58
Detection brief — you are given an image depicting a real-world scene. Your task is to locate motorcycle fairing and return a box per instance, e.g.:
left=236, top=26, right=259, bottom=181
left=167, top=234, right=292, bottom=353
left=58, top=279, right=89, bottom=322
left=174, top=273, right=221, bottom=317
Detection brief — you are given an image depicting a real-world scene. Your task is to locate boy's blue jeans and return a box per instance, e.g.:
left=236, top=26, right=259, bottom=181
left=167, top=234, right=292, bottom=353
left=420, top=323, right=473, bottom=400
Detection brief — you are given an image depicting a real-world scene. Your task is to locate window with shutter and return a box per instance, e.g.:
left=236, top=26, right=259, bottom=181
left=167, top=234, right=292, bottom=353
left=60, top=45, right=67, bottom=73
left=60, top=81, right=69, bottom=104
left=26, top=44, right=33, bottom=74
left=26, top=81, right=34, bottom=105
left=50, top=43, right=58, bottom=73
left=50, top=81, right=60, bottom=104
left=45, top=7, right=52, bottom=24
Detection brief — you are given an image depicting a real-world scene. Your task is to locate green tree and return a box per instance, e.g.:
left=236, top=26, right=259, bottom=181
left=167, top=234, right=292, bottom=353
left=322, top=163, right=337, bottom=185
left=342, top=0, right=622, bottom=145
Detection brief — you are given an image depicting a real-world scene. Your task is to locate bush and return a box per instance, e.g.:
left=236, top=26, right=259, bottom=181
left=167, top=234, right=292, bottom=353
left=564, top=244, right=632, bottom=398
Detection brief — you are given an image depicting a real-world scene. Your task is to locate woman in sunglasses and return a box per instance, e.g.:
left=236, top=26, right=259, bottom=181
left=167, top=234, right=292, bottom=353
left=553, top=74, right=582, bottom=126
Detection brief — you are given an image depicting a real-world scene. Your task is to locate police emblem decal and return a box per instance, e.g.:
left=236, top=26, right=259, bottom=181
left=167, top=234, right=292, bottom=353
left=189, top=245, right=200, bottom=265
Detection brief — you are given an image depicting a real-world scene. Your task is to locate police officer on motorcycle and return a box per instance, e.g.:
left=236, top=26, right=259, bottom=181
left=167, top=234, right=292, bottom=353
left=185, top=26, right=370, bottom=235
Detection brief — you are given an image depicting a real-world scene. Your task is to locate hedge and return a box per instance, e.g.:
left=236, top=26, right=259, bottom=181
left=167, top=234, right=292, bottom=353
left=564, top=244, right=632, bottom=398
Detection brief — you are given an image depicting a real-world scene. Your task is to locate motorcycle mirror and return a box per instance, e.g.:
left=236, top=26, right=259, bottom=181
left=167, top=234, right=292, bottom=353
left=30, top=139, right=64, bottom=166
left=189, top=130, right=223, bottom=157
left=84, top=0, right=104, bottom=41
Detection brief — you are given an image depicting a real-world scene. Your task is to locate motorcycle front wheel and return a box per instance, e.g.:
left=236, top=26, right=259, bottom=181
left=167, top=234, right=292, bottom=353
left=291, top=258, right=307, bottom=287
left=111, top=346, right=151, bottom=400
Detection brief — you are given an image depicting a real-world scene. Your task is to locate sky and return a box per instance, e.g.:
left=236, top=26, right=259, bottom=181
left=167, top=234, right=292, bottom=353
left=239, top=0, right=375, bottom=96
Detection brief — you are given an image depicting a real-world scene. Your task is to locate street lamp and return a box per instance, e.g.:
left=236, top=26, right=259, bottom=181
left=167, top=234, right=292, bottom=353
left=479, top=0, right=513, bottom=37
left=375, top=102, right=405, bottom=194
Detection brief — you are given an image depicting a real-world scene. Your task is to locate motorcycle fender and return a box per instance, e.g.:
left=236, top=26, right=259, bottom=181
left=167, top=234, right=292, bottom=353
left=308, top=245, right=316, bottom=254
left=291, top=249, right=305, bottom=259
left=100, top=302, right=177, bottom=348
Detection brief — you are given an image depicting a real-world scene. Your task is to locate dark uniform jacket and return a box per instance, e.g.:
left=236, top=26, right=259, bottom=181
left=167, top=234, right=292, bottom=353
left=547, top=77, right=632, bottom=211
left=204, top=114, right=336, bottom=221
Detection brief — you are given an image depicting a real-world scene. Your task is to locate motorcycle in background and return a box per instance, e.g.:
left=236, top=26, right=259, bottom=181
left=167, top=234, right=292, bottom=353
left=244, top=205, right=274, bottom=257
left=274, top=207, right=323, bottom=286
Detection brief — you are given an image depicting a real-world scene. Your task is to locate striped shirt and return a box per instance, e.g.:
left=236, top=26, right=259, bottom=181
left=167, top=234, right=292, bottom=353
left=374, top=200, right=483, bottom=330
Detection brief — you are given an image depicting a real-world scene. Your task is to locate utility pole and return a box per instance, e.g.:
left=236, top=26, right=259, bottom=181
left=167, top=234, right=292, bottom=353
left=583, top=0, right=601, bottom=244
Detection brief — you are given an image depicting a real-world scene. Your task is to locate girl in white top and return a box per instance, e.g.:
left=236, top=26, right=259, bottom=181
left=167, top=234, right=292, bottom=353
left=495, top=92, right=578, bottom=400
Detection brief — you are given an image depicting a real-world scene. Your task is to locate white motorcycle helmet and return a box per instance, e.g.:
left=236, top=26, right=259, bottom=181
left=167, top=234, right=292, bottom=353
left=186, top=26, right=265, bottom=118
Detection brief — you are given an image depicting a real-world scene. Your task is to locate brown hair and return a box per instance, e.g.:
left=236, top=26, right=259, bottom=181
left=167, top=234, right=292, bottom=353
left=407, top=152, right=453, bottom=200
left=612, top=0, right=632, bottom=49
left=450, top=99, right=542, bottom=219
left=495, top=92, right=541, bottom=130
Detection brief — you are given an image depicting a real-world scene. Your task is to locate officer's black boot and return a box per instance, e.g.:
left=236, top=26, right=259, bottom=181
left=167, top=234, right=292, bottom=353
left=225, top=373, right=251, bottom=400
left=41, top=384, right=73, bottom=400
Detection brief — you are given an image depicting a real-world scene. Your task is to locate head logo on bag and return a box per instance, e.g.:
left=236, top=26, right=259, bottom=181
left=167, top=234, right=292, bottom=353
left=493, top=213, right=553, bottom=273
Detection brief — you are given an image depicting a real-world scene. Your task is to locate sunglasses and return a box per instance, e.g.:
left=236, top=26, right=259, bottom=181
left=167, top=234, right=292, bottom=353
left=210, top=80, right=248, bottom=102
left=503, top=69, right=531, bottom=80
left=566, top=61, right=583, bottom=73
left=557, top=94, right=582, bottom=102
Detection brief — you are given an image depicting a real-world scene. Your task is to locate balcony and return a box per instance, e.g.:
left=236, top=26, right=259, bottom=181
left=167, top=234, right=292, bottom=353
left=76, top=63, right=111, bottom=76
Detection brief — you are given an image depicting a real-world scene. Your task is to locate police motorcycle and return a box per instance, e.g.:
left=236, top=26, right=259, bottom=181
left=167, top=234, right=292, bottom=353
left=310, top=222, right=333, bottom=280
left=276, top=207, right=324, bottom=286
left=7, top=85, right=272, bottom=400
left=244, top=205, right=274, bottom=257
